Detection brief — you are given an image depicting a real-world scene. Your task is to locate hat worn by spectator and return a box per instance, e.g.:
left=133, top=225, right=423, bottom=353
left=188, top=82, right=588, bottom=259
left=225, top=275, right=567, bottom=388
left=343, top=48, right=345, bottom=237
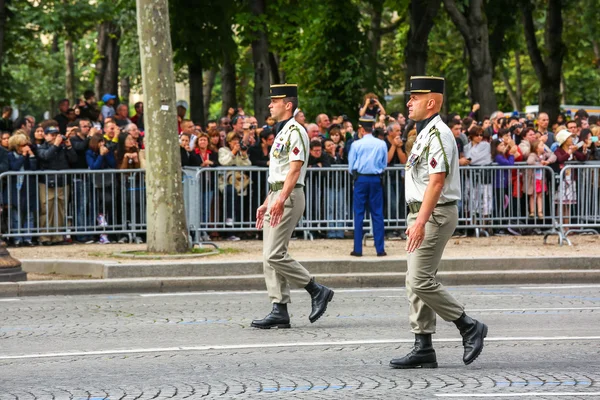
left=358, top=117, right=375, bottom=130
left=102, top=94, right=116, bottom=103
left=176, top=100, right=189, bottom=110
left=555, top=129, right=575, bottom=146
left=269, top=84, right=297, bottom=99
left=409, top=76, right=445, bottom=94
left=44, top=126, right=60, bottom=135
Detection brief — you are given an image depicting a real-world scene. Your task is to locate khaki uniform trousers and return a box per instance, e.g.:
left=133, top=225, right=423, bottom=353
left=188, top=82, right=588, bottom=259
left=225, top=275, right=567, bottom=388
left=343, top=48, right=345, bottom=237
left=39, top=183, right=68, bottom=244
left=406, top=205, right=464, bottom=334
left=262, top=187, right=311, bottom=304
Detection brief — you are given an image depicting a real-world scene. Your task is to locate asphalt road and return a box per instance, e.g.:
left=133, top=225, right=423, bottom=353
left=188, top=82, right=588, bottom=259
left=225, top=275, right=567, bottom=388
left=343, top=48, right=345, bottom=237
left=1, top=285, right=600, bottom=399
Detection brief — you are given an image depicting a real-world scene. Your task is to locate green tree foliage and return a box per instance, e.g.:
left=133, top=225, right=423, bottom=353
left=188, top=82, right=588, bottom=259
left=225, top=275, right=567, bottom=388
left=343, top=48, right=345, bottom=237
left=282, top=0, right=367, bottom=120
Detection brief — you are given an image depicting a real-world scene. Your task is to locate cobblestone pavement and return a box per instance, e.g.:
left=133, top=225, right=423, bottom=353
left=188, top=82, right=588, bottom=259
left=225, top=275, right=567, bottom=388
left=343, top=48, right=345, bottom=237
left=1, top=285, right=600, bottom=399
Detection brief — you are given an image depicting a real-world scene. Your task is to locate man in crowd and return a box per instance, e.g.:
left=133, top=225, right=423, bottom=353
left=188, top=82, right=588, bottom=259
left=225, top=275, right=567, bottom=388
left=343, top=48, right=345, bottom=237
left=124, top=123, right=144, bottom=150
left=316, top=113, right=331, bottom=137
left=0, top=106, right=13, bottom=132
left=218, top=117, right=231, bottom=133
left=114, top=104, right=132, bottom=128
left=54, top=99, right=70, bottom=134
left=130, top=102, right=144, bottom=131
left=103, top=121, right=119, bottom=152
left=79, top=90, right=101, bottom=123
left=37, top=125, right=78, bottom=246
left=385, top=121, right=408, bottom=240
left=536, top=112, right=554, bottom=148
left=305, top=123, right=321, bottom=142
left=70, top=121, right=94, bottom=244
left=348, top=117, right=387, bottom=257
left=252, top=83, right=334, bottom=329
left=101, top=94, right=117, bottom=120
left=180, top=119, right=198, bottom=150
left=485, top=111, right=504, bottom=139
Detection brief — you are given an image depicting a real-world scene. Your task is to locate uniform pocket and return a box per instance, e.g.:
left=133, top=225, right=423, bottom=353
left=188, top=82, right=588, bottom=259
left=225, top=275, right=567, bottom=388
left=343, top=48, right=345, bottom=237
left=284, top=191, right=294, bottom=208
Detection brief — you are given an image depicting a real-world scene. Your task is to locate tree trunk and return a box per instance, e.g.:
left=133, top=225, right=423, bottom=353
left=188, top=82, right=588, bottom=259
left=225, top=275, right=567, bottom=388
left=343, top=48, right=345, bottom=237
left=521, top=0, right=565, bottom=123
left=404, top=0, right=442, bottom=110
left=500, top=68, right=518, bottom=111
left=367, top=0, right=384, bottom=92
left=443, top=0, right=498, bottom=117
left=250, top=0, right=270, bottom=124
left=593, top=40, right=600, bottom=70
left=221, top=53, right=236, bottom=117
left=515, top=49, right=522, bottom=109
left=120, top=76, right=131, bottom=105
left=136, top=0, right=188, bottom=253
left=269, top=52, right=281, bottom=84
left=560, top=73, right=567, bottom=105
left=64, top=39, right=75, bottom=104
left=0, top=0, right=6, bottom=80
left=189, top=60, right=205, bottom=127
left=203, top=68, right=217, bottom=123
left=49, top=35, right=60, bottom=115
left=95, top=21, right=121, bottom=99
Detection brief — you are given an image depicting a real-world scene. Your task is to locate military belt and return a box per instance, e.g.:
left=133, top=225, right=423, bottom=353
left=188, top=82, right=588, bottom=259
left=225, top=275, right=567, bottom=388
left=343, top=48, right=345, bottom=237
left=408, top=200, right=457, bottom=214
left=269, top=182, right=303, bottom=192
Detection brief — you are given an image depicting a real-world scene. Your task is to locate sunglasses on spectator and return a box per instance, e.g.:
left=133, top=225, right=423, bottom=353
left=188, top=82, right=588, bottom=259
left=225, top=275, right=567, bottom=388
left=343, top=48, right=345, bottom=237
left=475, top=134, right=484, bottom=137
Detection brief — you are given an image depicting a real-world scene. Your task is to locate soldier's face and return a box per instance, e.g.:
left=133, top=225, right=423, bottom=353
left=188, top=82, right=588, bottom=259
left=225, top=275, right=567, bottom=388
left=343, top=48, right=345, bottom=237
left=407, top=94, right=429, bottom=121
left=269, top=98, right=285, bottom=121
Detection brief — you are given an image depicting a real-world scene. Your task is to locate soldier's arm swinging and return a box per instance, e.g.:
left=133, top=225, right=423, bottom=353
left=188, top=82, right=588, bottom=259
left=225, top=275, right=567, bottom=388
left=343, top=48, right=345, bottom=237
left=269, top=160, right=303, bottom=227
left=405, top=172, right=445, bottom=253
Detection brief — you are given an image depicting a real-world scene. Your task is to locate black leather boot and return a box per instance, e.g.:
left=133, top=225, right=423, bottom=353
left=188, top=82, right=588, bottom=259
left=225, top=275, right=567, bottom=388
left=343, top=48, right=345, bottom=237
left=304, top=277, right=334, bottom=323
left=453, top=312, right=488, bottom=365
left=389, top=334, right=438, bottom=369
left=251, top=303, right=291, bottom=329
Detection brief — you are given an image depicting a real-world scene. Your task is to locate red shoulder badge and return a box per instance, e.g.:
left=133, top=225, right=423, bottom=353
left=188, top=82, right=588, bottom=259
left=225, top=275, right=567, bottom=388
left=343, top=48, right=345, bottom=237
left=293, top=147, right=300, bottom=155
left=430, top=158, right=437, bottom=168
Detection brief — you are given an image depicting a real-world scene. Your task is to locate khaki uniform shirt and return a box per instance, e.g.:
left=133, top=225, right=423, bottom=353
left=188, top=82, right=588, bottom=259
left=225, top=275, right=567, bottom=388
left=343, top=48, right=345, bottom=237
left=268, top=117, right=310, bottom=185
left=405, top=115, right=461, bottom=204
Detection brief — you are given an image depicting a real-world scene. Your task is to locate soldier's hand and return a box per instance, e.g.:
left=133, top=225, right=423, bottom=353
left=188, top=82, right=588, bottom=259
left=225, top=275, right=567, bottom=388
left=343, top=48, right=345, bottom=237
left=256, top=204, right=268, bottom=230
left=269, top=197, right=285, bottom=227
left=405, top=221, right=425, bottom=253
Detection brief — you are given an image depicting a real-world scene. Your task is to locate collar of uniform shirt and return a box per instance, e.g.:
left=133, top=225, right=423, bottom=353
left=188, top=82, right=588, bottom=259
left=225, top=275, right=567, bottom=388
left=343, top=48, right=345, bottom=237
left=275, top=117, right=293, bottom=135
left=415, top=113, right=439, bottom=134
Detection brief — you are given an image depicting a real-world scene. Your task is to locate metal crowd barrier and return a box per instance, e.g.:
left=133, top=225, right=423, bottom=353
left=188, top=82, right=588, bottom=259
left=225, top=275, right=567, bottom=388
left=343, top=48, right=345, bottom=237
left=2, top=164, right=599, bottom=246
left=0, top=169, right=145, bottom=243
left=556, top=163, right=600, bottom=245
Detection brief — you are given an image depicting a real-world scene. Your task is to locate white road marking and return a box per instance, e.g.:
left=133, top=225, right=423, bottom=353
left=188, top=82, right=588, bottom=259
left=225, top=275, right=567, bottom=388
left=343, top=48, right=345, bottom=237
left=140, top=288, right=405, bottom=297
left=520, top=285, right=600, bottom=290
left=2, top=336, right=600, bottom=360
left=436, top=393, right=600, bottom=398
left=0, top=299, right=20, bottom=302
left=469, top=307, right=600, bottom=312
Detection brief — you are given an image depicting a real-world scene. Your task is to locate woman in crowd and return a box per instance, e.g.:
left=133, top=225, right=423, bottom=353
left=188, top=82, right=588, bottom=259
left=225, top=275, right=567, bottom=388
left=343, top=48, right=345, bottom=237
left=589, top=125, right=600, bottom=160
left=554, top=129, right=588, bottom=227
left=526, top=140, right=551, bottom=219
left=86, top=133, right=116, bottom=244
left=179, top=134, right=201, bottom=167
left=218, top=131, right=251, bottom=241
left=359, top=93, right=386, bottom=119
left=328, top=124, right=346, bottom=164
left=194, top=132, right=218, bottom=242
left=323, top=138, right=345, bottom=239
left=1, top=131, right=10, bottom=150
left=464, top=126, right=493, bottom=221
left=31, top=125, right=45, bottom=148
left=491, top=138, right=516, bottom=235
left=7, top=133, right=37, bottom=246
left=116, top=131, right=145, bottom=243
left=207, top=127, right=223, bottom=152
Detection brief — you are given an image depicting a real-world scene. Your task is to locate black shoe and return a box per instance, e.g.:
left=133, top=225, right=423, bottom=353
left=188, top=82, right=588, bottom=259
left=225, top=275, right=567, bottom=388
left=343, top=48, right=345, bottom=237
left=453, top=312, right=488, bottom=365
left=304, top=277, right=334, bottom=323
left=390, top=334, right=438, bottom=369
left=41, top=241, right=53, bottom=246
left=251, top=303, right=291, bottom=329
left=377, top=251, right=387, bottom=257
left=350, top=251, right=362, bottom=257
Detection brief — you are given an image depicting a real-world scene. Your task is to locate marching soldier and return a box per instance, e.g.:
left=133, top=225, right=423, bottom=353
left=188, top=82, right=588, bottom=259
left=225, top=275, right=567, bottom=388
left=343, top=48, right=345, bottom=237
left=252, top=84, right=334, bottom=329
left=390, top=76, right=488, bottom=369
left=348, top=117, right=388, bottom=257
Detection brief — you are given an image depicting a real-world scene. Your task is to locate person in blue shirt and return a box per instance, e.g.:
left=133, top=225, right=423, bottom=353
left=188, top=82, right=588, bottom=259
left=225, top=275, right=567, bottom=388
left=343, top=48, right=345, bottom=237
left=348, top=117, right=388, bottom=257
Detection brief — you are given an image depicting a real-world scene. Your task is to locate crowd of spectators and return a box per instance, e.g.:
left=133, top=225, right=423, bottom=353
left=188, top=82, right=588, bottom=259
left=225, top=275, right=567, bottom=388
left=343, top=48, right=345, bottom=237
left=2, top=90, right=600, bottom=245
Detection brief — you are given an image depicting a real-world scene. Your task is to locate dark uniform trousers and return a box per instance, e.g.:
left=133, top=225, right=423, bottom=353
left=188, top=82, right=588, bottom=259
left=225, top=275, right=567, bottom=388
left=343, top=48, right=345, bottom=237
left=406, top=205, right=464, bottom=334
left=262, top=187, right=311, bottom=304
left=353, top=175, right=385, bottom=254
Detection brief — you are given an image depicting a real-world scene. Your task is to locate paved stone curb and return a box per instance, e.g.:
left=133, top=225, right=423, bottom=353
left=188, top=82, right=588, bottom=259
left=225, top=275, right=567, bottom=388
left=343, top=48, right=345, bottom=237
left=19, top=256, right=600, bottom=279
left=2, top=269, right=600, bottom=297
